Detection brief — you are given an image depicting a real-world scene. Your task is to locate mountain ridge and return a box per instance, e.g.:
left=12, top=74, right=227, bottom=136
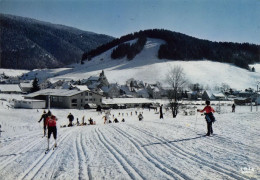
left=0, top=13, right=114, bottom=70
left=82, top=29, right=260, bottom=70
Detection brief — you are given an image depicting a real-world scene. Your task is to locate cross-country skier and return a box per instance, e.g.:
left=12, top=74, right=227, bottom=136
left=232, top=103, right=236, bottom=112
left=38, top=110, right=48, bottom=137
left=197, top=100, right=216, bottom=136
left=46, top=111, right=58, bottom=150
left=159, top=105, right=163, bottom=119
left=67, top=113, right=74, bottom=127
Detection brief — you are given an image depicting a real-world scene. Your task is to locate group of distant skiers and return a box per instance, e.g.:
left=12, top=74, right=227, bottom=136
left=37, top=100, right=236, bottom=151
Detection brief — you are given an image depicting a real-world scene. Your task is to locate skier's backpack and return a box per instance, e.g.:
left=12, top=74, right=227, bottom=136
left=205, top=112, right=216, bottom=123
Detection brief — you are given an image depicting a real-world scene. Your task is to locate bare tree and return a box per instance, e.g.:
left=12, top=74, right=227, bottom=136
left=166, top=65, right=187, bottom=118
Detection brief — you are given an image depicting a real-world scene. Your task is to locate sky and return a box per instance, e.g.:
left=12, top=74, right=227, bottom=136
left=0, top=0, right=259, bottom=44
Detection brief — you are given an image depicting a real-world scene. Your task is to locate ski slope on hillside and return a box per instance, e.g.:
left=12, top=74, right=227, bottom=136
left=17, top=38, right=260, bottom=90
left=0, top=104, right=259, bottom=179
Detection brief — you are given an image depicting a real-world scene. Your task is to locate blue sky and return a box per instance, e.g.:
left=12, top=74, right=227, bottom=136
left=0, top=0, right=259, bottom=44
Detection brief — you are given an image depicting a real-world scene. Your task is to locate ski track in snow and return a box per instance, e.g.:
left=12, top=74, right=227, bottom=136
left=147, top=120, right=260, bottom=165
left=95, top=127, right=142, bottom=179
left=18, top=129, right=72, bottom=180
left=75, top=133, right=89, bottom=180
left=109, top=125, right=190, bottom=180
left=0, top=107, right=259, bottom=179
left=126, top=124, right=250, bottom=180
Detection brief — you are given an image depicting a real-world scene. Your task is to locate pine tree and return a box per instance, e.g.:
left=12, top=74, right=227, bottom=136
left=31, top=77, right=40, bottom=93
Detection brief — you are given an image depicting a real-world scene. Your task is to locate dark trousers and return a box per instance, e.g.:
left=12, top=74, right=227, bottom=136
left=48, top=126, right=57, bottom=139
left=160, top=113, right=163, bottom=119
left=207, top=122, right=213, bottom=135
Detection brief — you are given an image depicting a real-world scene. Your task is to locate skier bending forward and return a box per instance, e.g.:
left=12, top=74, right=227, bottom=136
left=46, top=111, right=58, bottom=150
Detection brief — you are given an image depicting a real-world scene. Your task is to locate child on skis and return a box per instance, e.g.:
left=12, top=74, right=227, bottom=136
left=197, top=100, right=216, bottom=136
left=46, top=111, right=58, bottom=150
left=38, top=110, right=48, bottom=137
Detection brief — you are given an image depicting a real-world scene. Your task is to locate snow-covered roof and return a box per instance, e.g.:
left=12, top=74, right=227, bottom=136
left=102, top=98, right=153, bottom=104
left=212, top=93, right=226, bottom=98
left=87, top=82, right=100, bottom=89
left=25, top=89, right=85, bottom=98
left=136, top=89, right=149, bottom=97
left=15, top=99, right=45, bottom=102
left=74, top=85, right=90, bottom=91
left=88, top=76, right=99, bottom=81
left=0, top=84, right=22, bottom=92
left=19, top=82, right=33, bottom=88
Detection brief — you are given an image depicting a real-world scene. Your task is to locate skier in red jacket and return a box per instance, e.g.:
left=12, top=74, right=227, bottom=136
left=46, top=110, right=58, bottom=150
left=197, top=100, right=216, bottom=136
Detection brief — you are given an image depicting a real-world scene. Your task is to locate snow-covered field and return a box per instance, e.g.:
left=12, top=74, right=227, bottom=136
left=0, top=69, right=29, bottom=77
left=0, top=102, right=259, bottom=179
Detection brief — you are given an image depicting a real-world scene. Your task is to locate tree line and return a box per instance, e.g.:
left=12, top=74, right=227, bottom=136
left=81, top=29, right=259, bottom=70
left=111, top=36, right=147, bottom=60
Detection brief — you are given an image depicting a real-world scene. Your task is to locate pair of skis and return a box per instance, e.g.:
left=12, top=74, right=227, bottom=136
left=45, top=144, right=57, bottom=154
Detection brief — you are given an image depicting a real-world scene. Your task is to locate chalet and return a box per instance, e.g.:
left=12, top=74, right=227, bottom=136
left=119, top=85, right=136, bottom=97
left=86, top=70, right=109, bottom=88
left=19, top=82, right=33, bottom=93
left=0, top=84, right=22, bottom=94
left=212, top=92, right=226, bottom=100
left=202, top=91, right=226, bottom=100
left=101, top=84, right=120, bottom=98
left=24, top=88, right=102, bottom=109
left=147, top=84, right=161, bottom=99
left=136, top=89, right=149, bottom=98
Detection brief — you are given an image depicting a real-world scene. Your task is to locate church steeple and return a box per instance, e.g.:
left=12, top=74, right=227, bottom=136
left=99, top=70, right=109, bottom=86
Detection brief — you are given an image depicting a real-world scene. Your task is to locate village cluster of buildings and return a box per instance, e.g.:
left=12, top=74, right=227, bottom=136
left=0, top=71, right=259, bottom=109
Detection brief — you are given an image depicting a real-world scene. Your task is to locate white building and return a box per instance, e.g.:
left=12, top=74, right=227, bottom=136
left=0, top=84, right=22, bottom=94
left=24, top=88, right=102, bottom=109
left=14, top=99, right=46, bottom=109
left=19, top=82, right=33, bottom=93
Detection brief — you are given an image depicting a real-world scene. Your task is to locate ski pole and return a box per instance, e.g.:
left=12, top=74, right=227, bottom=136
left=194, top=110, right=198, bottom=132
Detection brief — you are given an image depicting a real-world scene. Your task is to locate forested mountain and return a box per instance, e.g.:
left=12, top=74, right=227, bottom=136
left=0, top=14, right=114, bottom=70
left=82, top=29, right=259, bottom=69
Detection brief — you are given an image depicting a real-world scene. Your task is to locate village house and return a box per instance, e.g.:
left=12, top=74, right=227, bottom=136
left=119, top=85, right=135, bottom=97
left=202, top=90, right=226, bottom=100
left=101, top=83, right=120, bottom=98
left=0, top=84, right=22, bottom=94
left=24, top=88, right=102, bottom=109
left=147, top=84, right=161, bottom=99
left=19, top=81, right=33, bottom=93
left=86, top=70, right=109, bottom=88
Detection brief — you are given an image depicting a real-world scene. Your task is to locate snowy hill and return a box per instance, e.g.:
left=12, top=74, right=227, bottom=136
left=20, top=38, right=260, bottom=91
